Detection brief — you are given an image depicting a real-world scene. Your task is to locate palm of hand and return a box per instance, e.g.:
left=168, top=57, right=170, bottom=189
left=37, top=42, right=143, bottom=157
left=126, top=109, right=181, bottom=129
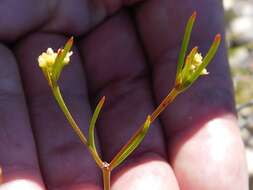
left=0, top=0, right=248, bottom=190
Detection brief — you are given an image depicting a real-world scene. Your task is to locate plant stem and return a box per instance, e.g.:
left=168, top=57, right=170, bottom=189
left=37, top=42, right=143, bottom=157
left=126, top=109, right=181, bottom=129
left=110, top=88, right=180, bottom=170
left=0, top=166, right=2, bottom=184
left=150, top=88, right=180, bottom=122
left=102, top=163, right=111, bottom=190
left=52, top=86, right=87, bottom=144
left=52, top=85, right=104, bottom=168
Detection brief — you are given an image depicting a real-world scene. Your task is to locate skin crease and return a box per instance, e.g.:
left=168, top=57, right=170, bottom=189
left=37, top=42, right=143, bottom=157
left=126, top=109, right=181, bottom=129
left=0, top=0, right=249, bottom=190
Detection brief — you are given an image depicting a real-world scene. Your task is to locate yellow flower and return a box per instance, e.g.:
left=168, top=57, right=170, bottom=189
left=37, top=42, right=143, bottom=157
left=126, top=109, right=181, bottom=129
left=38, top=37, right=74, bottom=87
left=38, top=48, right=72, bottom=69
left=191, top=53, right=209, bottom=75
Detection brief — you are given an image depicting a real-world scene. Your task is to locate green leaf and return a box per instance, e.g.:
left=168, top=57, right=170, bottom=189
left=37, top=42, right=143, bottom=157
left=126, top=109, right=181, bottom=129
left=181, top=46, right=198, bottom=82
left=89, top=96, right=105, bottom=155
left=190, top=34, right=221, bottom=83
left=176, top=12, right=197, bottom=79
left=53, top=37, right=73, bottom=81
left=110, top=116, right=151, bottom=170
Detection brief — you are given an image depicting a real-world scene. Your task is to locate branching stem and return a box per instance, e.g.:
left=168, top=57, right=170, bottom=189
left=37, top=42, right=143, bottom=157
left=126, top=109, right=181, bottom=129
left=52, top=85, right=104, bottom=168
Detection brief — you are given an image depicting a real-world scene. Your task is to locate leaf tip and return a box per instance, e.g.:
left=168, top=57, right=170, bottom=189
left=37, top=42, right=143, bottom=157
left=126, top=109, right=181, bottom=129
left=67, top=36, right=74, bottom=46
left=191, top=11, right=197, bottom=20
left=215, top=33, right=221, bottom=42
left=101, top=96, right=106, bottom=104
left=147, top=114, right=151, bottom=120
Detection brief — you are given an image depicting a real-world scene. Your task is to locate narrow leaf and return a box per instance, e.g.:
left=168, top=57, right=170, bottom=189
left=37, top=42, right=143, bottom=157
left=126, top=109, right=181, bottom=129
left=176, top=11, right=197, bottom=78
left=190, top=34, right=221, bottom=82
left=89, top=96, right=105, bottom=154
left=53, top=37, right=74, bottom=81
left=110, top=116, right=151, bottom=170
left=181, top=46, right=198, bottom=81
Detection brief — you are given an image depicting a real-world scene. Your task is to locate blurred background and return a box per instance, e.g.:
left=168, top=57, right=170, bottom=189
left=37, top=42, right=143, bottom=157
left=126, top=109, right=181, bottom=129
left=223, top=0, right=253, bottom=188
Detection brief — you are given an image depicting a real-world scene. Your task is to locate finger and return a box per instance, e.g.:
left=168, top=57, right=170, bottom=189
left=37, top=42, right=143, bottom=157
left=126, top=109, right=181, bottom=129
left=41, top=0, right=105, bottom=36
left=0, top=44, right=44, bottom=189
left=41, top=0, right=145, bottom=36
left=0, top=0, right=50, bottom=42
left=169, top=116, right=248, bottom=189
left=0, top=0, right=145, bottom=42
left=134, top=0, right=248, bottom=189
left=14, top=34, right=102, bottom=190
left=79, top=11, right=180, bottom=189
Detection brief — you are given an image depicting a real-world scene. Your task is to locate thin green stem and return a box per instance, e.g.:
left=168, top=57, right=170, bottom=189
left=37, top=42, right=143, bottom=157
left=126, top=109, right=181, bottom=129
left=52, top=86, right=87, bottom=144
left=89, top=148, right=104, bottom=169
left=52, top=85, right=104, bottom=168
left=109, top=116, right=151, bottom=170
left=102, top=163, right=111, bottom=190
left=110, top=88, right=180, bottom=170
left=150, top=88, right=180, bottom=122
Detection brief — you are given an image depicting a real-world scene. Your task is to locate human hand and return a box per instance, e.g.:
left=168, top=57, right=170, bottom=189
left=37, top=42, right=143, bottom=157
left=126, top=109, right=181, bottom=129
left=0, top=0, right=248, bottom=189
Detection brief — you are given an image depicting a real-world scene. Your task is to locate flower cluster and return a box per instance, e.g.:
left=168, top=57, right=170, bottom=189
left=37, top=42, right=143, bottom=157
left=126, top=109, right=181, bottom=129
left=38, top=48, right=72, bottom=68
left=38, top=37, right=73, bottom=87
left=192, top=53, right=208, bottom=75
left=175, top=12, right=221, bottom=91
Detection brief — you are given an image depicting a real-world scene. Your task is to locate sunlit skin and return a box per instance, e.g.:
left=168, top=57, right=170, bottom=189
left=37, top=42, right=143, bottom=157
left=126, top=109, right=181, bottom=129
left=0, top=0, right=248, bottom=190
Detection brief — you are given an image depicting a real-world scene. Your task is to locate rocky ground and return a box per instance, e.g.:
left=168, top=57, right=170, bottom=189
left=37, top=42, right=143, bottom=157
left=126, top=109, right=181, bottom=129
left=223, top=0, right=253, bottom=188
